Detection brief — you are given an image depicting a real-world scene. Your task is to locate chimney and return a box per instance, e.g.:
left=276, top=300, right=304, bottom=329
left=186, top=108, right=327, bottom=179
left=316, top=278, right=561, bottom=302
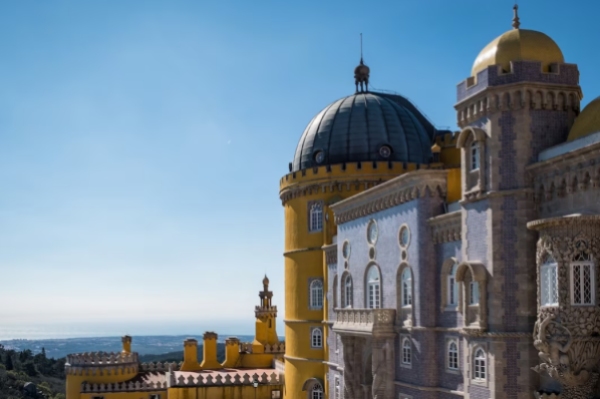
left=180, top=338, right=201, bottom=371
left=221, top=337, right=241, bottom=367
left=121, top=335, right=132, bottom=353
left=200, top=331, right=221, bottom=369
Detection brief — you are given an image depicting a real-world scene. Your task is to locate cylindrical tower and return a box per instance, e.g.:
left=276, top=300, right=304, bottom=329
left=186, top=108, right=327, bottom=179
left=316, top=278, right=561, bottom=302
left=279, top=62, right=440, bottom=398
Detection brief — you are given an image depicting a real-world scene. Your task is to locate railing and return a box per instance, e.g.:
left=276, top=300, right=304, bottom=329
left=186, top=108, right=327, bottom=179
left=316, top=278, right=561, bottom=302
left=66, top=352, right=138, bottom=366
left=333, top=308, right=396, bottom=335
left=171, top=371, right=281, bottom=387
left=140, top=362, right=180, bottom=372
left=82, top=381, right=167, bottom=393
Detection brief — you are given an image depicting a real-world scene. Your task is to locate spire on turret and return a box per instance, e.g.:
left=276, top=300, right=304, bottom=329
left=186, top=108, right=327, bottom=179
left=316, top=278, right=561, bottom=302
left=512, top=4, right=521, bottom=29
left=354, top=33, right=370, bottom=93
left=258, top=275, right=273, bottom=310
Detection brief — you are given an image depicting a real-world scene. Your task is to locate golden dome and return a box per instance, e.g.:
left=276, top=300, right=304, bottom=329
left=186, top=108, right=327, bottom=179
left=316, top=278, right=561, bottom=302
left=471, top=28, right=564, bottom=77
left=567, top=96, right=600, bottom=141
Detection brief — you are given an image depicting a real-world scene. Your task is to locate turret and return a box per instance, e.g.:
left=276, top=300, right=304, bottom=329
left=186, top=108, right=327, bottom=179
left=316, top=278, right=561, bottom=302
left=121, top=335, right=132, bottom=353
left=253, top=275, right=279, bottom=351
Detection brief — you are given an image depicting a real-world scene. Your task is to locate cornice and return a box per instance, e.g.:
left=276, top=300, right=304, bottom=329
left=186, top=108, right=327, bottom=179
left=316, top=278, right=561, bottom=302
left=330, top=170, right=448, bottom=224
left=322, top=243, right=337, bottom=265
left=527, top=214, right=600, bottom=230
left=428, top=211, right=461, bottom=244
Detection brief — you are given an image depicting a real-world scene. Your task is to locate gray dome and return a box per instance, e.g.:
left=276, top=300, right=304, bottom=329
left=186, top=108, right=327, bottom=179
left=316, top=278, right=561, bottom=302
left=292, top=92, right=437, bottom=172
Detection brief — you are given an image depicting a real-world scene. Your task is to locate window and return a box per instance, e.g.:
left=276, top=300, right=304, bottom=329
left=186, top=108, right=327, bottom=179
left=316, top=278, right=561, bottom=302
left=401, top=268, right=412, bottom=307
left=470, top=141, right=480, bottom=171
left=333, top=274, right=338, bottom=308
left=310, top=280, right=323, bottom=309
left=311, top=328, right=323, bottom=348
left=571, top=250, right=595, bottom=305
left=311, top=383, right=323, bottom=399
left=309, top=202, right=323, bottom=232
left=448, top=263, right=458, bottom=307
left=473, top=348, right=486, bottom=380
left=469, top=281, right=480, bottom=305
left=366, top=266, right=381, bottom=309
left=540, top=255, right=558, bottom=306
left=334, top=376, right=341, bottom=399
left=401, top=338, right=411, bottom=366
left=447, top=341, right=458, bottom=370
left=344, top=275, right=353, bottom=308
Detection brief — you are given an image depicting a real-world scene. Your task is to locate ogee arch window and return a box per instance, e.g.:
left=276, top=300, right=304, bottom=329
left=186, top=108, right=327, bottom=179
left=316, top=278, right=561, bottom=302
left=311, top=328, right=323, bottom=348
left=311, top=383, right=323, bottom=399
left=401, top=337, right=412, bottom=365
left=309, top=202, right=323, bottom=232
left=473, top=348, right=486, bottom=380
left=447, top=340, right=458, bottom=370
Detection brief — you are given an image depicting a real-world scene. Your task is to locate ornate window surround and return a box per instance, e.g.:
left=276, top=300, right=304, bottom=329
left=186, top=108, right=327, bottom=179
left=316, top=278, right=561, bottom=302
left=365, top=263, right=383, bottom=309
left=540, top=252, right=559, bottom=307
left=309, top=278, right=324, bottom=310
left=440, top=258, right=460, bottom=311
left=308, top=200, right=324, bottom=233
left=446, top=337, right=460, bottom=373
left=400, top=335, right=412, bottom=369
left=456, top=262, right=488, bottom=331
left=470, top=345, right=488, bottom=386
left=456, top=127, right=487, bottom=197
left=397, top=263, right=414, bottom=328
left=341, top=272, right=353, bottom=309
left=310, top=327, right=323, bottom=348
left=570, top=251, right=596, bottom=306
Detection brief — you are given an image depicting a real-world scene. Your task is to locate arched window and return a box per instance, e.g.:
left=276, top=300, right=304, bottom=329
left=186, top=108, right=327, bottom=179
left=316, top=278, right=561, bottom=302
left=571, top=246, right=596, bottom=305
left=401, top=338, right=412, bottom=365
left=309, top=202, right=323, bottom=232
left=366, top=266, right=381, bottom=309
left=401, top=268, right=412, bottom=307
left=311, top=383, right=323, bottom=399
left=469, top=281, right=480, bottom=305
left=311, top=328, right=323, bottom=348
left=332, top=274, right=338, bottom=308
left=540, top=254, right=558, bottom=306
left=447, top=340, right=458, bottom=370
left=470, top=141, right=480, bottom=171
left=448, top=263, right=458, bottom=307
left=344, top=275, right=353, bottom=308
left=310, top=280, right=323, bottom=309
left=473, top=348, right=486, bottom=380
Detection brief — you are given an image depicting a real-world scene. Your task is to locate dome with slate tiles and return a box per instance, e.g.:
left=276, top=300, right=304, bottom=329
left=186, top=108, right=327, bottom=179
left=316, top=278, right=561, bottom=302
left=291, top=91, right=437, bottom=172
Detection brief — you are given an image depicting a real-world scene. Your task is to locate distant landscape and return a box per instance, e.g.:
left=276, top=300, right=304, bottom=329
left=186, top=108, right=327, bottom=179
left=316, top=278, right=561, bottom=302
left=0, top=334, right=261, bottom=359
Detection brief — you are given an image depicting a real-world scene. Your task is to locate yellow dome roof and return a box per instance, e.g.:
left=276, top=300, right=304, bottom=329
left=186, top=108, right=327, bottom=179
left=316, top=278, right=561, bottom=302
left=471, top=28, right=564, bottom=77
left=567, top=96, right=600, bottom=141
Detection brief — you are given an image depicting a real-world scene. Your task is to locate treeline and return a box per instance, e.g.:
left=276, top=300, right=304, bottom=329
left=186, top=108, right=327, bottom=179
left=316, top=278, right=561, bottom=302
left=0, top=345, right=65, bottom=399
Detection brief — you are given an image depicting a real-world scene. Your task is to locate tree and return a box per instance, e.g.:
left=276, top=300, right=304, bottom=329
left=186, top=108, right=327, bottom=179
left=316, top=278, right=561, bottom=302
left=5, top=354, right=13, bottom=371
left=23, top=361, right=37, bottom=377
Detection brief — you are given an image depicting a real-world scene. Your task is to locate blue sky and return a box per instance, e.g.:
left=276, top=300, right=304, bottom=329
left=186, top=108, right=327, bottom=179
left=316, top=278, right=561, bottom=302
left=1, top=0, right=598, bottom=340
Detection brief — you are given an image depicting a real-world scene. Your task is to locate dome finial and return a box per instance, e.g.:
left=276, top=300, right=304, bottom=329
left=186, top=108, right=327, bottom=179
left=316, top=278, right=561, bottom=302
left=512, top=3, right=521, bottom=29
left=354, top=33, right=370, bottom=93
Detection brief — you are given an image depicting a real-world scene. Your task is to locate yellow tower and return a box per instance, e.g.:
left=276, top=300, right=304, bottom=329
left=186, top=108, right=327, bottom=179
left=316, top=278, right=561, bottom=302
left=253, top=275, right=280, bottom=351
left=280, top=58, right=445, bottom=398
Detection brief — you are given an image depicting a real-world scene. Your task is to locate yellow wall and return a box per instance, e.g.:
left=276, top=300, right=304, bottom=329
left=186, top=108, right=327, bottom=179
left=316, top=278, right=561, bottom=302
left=66, top=369, right=139, bottom=399
left=168, top=385, right=283, bottom=399
left=80, top=390, right=166, bottom=399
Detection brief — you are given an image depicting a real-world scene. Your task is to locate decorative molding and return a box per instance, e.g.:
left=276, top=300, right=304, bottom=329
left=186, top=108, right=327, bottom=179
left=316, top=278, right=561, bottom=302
left=332, top=308, right=396, bottom=337
left=394, top=380, right=464, bottom=395
left=330, top=170, right=448, bottom=224
left=82, top=381, right=168, bottom=393
left=322, top=243, right=337, bottom=265
left=428, top=211, right=461, bottom=244
left=282, top=247, right=323, bottom=256
left=169, top=371, right=281, bottom=387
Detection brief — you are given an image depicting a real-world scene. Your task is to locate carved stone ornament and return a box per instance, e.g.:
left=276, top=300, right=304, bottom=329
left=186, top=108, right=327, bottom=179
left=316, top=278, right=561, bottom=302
left=528, top=216, right=600, bottom=399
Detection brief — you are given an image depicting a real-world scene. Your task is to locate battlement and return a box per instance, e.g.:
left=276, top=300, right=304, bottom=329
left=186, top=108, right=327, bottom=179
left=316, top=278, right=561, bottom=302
left=255, top=305, right=277, bottom=318
left=66, top=352, right=139, bottom=367
left=82, top=380, right=168, bottom=393
left=457, top=61, right=580, bottom=103
left=170, top=370, right=281, bottom=387
left=238, top=342, right=285, bottom=354
left=140, top=362, right=180, bottom=372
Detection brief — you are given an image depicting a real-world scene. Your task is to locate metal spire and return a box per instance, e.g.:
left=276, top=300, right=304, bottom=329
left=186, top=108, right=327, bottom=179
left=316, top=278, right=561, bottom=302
left=512, top=3, right=521, bottom=29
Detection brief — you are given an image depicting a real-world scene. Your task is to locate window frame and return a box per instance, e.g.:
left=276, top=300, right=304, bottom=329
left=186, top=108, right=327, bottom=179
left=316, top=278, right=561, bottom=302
left=308, top=201, right=324, bottom=233
left=447, top=263, right=458, bottom=308
left=447, top=340, right=459, bottom=371
left=400, top=336, right=412, bottom=368
left=540, top=254, right=558, bottom=307
left=311, top=383, right=323, bottom=399
left=469, top=281, right=480, bottom=305
left=470, top=141, right=480, bottom=171
left=570, top=259, right=596, bottom=306
left=473, top=348, right=486, bottom=382
left=310, top=328, right=323, bottom=348
left=309, top=279, right=324, bottom=310
left=401, top=268, right=412, bottom=308
left=366, top=265, right=382, bottom=309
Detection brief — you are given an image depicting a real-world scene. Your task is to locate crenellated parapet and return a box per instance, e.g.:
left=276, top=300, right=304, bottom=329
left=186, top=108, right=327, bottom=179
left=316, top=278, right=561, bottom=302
left=169, top=371, right=281, bottom=387
left=263, top=342, right=285, bottom=354
left=255, top=305, right=277, bottom=319
left=65, top=352, right=139, bottom=376
left=82, top=380, right=168, bottom=393
left=279, top=162, right=439, bottom=205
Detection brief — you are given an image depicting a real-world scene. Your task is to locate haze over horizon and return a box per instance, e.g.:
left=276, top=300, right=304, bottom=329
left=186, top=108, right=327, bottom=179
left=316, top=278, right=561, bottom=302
left=2, top=0, right=599, bottom=340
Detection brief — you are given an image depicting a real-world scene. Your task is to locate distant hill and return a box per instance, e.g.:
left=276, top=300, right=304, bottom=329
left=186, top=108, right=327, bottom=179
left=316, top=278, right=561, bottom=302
left=138, top=343, right=226, bottom=363
left=0, top=335, right=260, bottom=359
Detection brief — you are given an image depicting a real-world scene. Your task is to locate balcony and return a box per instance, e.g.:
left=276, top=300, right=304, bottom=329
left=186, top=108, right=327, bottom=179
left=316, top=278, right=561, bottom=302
left=332, top=308, right=396, bottom=337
